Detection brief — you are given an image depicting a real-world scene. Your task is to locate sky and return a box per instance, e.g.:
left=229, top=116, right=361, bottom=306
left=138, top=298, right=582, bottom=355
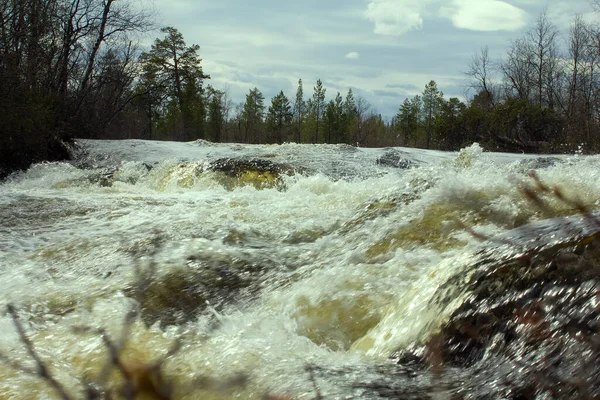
left=149, top=0, right=597, bottom=119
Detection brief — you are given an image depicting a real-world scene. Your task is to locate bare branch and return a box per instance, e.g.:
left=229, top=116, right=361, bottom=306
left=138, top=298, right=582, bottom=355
left=6, top=304, right=74, bottom=400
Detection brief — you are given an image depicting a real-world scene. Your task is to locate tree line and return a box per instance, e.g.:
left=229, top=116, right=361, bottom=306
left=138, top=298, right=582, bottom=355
left=0, top=0, right=154, bottom=175
left=2, top=1, right=600, bottom=176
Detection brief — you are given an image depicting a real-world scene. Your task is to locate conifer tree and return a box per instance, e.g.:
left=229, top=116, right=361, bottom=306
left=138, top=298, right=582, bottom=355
left=140, top=27, right=209, bottom=140
left=312, top=79, right=326, bottom=143
left=397, top=98, right=417, bottom=146
left=206, top=86, right=225, bottom=142
left=324, top=100, right=336, bottom=143
left=293, top=79, right=306, bottom=143
left=422, top=80, right=444, bottom=149
left=242, top=87, right=265, bottom=143
left=267, top=91, right=293, bottom=144
left=303, top=98, right=315, bottom=142
left=344, top=88, right=358, bottom=143
left=333, top=92, right=345, bottom=143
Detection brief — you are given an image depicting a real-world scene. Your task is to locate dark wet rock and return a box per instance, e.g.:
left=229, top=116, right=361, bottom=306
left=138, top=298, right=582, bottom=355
left=208, top=157, right=300, bottom=190
left=126, top=267, right=208, bottom=328
left=519, top=157, right=562, bottom=170
left=126, top=257, right=267, bottom=328
left=0, top=135, right=72, bottom=179
left=90, top=168, right=117, bottom=186
left=283, top=227, right=335, bottom=244
left=1, top=196, right=95, bottom=228
left=376, top=150, right=414, bottom=169
left=209, top=157, right=290, bottom=175
left=339, top=191, right=422, bottom=236
left=389, top=213, right=600, bottom=399
left=337, top=143, right=360, bottom=153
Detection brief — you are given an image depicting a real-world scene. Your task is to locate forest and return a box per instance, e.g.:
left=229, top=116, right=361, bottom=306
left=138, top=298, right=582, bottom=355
left=2, top=0, right=600, bottom=177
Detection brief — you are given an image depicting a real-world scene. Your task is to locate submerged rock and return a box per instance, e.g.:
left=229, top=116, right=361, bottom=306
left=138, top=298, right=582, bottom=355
left=125, top=257, right=266, bottom=328
left=518, top=157, right=562, bottom=171
left=376, top=149, right=414, bottom=169
left=389, top=213, right=600, bottom=398
left=208, top=157, right=299, bottom=190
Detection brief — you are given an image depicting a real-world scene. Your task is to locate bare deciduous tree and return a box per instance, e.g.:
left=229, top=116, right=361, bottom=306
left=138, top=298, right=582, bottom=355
left=465, top=46, right=497, bottom=108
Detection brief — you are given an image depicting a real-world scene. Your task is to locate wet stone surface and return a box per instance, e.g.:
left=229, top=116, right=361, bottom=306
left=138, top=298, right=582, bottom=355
left=376, top=149, right=415, bottom=169
left=383, top=215, right=600, bottom=399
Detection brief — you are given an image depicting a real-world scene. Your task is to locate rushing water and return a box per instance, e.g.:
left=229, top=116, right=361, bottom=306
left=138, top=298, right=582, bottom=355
left=1, top=140, right=599, bottom=399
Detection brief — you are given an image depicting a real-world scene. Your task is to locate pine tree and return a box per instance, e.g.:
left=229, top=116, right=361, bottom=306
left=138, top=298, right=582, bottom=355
left=344, top=88, right=358, bottom=144
left=303, top=98, right=315, bottom=142
left=395, top=96, right=423, bottom=147
left=242, top=87, right=265, bottom=143
left=422, top=80, right=444, bottom=149
left=312, top=79, right=326, bottom=143
left=396, top=98, right=415, bottom=146
left=266, top=91, right=293, bottom=144
left=436, top=97, right=466, bottom=150
left=324, top=100, right=336, bottom=143
left=206, top=86, right=225, bottom=142
left=293, top=79, right=306, bottom=143
left=140, top=27, right=209, bottom=141
left=333, top=92, right=345, bottom=143
left=411, top=95, right=423, bottom=123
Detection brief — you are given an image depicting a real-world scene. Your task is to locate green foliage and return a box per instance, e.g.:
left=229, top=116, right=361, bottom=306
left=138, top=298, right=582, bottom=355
left=422, top=80, right=444, bottom=149
left=344, top=89, right=358, bottom=142
left=140, top=26, right=209, bottom=141
left=242, top=87, right=265, bottom=143
left=206, top=87, right=225, bottom=142
left=303, top=98, right=316, bottom=143
left=320, top=92, right=348, bottom=144
left=324, top=100, right=336, bottom=144
left=396, top=97, right=420, bottom=146
left=0, top=0, right=150, bottom=174
left=435, top=97, right=467, bottom=150
left=487, top=98, right=562, bottom=151
left=6, top=0, right=600, bottom=163
left=266, top=91, right=293, bottom=143
left=293, top=79, right=306, bottom=143
left=311, top=79, right=327, bottom=143
left=333, top=92, right=347, bottom=143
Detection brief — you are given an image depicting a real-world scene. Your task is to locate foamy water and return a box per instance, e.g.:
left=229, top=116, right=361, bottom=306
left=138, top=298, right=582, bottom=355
left=0, top=140, right=598, bottom=398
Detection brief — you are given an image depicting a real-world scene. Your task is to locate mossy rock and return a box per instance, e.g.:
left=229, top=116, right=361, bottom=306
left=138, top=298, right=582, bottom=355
left=154, top=163, right=204, bottom=190
left=391, top=213, right=600, bottom=398
left=376, top=150, right=414, bottom=169
left=126, top=268, right=207, bottom=328
left=293, top=292, right=384, bottom=351
left=364, top=200, right=478, bottom=258
left=339, top=192, right=421, bottom=236
left=50, top=168, right=115, bottom=189
left=208, top=157, right=298, bottom=190
left=127, top=259, right=264, bottom=328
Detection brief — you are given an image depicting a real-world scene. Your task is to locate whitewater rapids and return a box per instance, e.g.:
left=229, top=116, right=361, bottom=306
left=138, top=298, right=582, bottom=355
left=0, top=140, right=598, bottom=399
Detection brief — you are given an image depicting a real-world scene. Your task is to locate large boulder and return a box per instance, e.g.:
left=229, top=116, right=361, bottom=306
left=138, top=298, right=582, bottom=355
left=391, top=213, right=600, bottom=398
left=208, top=157, right=299, bottom=190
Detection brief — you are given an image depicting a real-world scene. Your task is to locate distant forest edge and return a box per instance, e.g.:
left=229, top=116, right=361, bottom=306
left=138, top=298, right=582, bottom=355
left=2, top=1, right=600, bottom=177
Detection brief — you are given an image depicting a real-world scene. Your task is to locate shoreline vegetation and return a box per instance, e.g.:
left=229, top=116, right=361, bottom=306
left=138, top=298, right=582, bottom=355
left=2, top=1, right=600, bottom=179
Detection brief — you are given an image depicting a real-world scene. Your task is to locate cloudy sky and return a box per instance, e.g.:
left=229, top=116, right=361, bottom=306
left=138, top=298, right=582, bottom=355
left=150, top=0, right=596, bottom=119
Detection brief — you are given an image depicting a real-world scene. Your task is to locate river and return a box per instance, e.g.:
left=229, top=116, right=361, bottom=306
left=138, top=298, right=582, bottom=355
left=1, top=140, right=599, bottom=399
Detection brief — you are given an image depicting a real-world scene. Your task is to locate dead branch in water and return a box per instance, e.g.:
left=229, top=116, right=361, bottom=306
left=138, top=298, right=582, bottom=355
left=2, top=304, right=75, bottom=400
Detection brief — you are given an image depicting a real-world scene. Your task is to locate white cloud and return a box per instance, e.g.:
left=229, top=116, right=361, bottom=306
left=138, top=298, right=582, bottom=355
left=345, top=51, right=360, bottom=59
left=365, top=0, right=528, bottom=35
left=443, top=0, right=527, bottom=32
left=364, top=0, right=426, bottom=36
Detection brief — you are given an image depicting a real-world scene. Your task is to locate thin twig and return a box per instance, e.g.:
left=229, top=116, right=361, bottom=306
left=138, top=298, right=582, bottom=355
left=305, top=364, right=324, bottom=400
left=7, top=304, right=73, bottom=400
left=526, top=170, right=600, bottom=227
